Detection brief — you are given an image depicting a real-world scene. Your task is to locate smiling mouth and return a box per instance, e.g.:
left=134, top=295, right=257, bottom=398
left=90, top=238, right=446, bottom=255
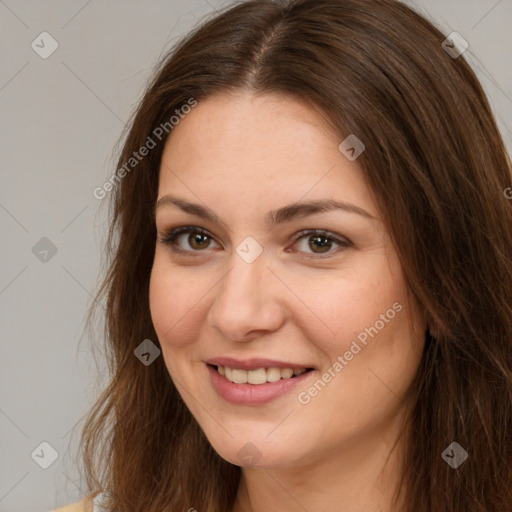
left=208, top=364, right=314, bottom=385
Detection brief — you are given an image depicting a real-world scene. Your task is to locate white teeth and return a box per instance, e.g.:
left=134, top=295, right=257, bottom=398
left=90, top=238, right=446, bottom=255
left=280, top=368, right=293, bottom=379
left=266, top=367, right=282, bottom=382
left=248, top=368, right=267, bottom=385
left=216, top=365, right=309, bottom=385
left=232, top=369, right=248, bottom=384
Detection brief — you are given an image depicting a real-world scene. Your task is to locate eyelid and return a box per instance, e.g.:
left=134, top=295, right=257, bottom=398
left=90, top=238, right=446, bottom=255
left=157, top=225, right=221, bottom=254
left=291, top=228, right=349, bottom=245
left=288, top=228, right=352, bottom=259
left=158, top=225, right=352, bottom=257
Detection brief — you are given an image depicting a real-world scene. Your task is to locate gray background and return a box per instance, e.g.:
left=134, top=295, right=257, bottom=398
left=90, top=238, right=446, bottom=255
left=0, top=1, right=510, bottom=511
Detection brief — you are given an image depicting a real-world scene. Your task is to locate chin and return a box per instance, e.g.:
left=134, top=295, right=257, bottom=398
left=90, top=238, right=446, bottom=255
left=202, top=429, right=308, bottom=469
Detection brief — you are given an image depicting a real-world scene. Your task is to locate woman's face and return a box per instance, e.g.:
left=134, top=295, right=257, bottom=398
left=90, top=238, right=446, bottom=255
left=149, top=91, right=426, bottom=469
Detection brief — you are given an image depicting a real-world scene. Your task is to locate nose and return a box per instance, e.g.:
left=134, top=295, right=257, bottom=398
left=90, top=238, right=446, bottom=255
left=206, top=252, right=286, bottom=342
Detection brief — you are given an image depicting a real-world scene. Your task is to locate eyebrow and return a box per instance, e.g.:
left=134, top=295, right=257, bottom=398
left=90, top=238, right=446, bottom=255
left=154, top=195, right=376, bottom=227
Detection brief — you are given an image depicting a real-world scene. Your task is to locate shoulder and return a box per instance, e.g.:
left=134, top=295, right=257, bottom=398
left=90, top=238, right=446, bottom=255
left=52, top=496, right=95, bottom=512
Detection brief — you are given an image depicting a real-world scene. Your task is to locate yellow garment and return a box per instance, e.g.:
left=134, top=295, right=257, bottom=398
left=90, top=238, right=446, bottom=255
left=53, top=497, right=94, bottom=512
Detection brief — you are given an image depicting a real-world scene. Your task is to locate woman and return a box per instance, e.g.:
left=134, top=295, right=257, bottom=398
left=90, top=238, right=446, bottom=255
left=55, top=0, right=512, bottom=510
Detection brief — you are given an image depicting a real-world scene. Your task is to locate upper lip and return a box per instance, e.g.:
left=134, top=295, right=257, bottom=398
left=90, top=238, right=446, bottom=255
left=206, top=357, right=315, bottom=371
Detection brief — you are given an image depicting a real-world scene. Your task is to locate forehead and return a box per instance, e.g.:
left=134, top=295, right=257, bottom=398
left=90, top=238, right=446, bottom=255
left=157, top=91, right=378, bottom=219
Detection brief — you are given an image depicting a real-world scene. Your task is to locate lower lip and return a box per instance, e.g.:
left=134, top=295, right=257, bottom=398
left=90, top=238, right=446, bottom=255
left=207, top=364, right=314, bottom=405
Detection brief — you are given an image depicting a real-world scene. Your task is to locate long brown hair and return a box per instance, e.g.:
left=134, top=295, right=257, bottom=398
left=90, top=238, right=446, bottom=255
left=79, top=0, right=512, bottom=510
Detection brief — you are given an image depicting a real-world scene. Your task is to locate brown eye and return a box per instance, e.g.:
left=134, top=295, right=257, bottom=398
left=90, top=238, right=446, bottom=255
left=307, top=235, right=333, bottom=253
left=159, top=226, right=220, bottom=253
left=188, top=232, right=211, bottom=250
left=291, top=229, right=351, bottom=258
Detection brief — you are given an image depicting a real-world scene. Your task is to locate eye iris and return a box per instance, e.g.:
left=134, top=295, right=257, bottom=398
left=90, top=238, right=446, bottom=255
left=189, top=232, right=210, bottom=250
left=309, top=235, right=332, bottom=253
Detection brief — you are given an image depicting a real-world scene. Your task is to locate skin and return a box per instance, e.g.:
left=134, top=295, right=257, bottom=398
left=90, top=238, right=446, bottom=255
left=149, top=90, right=427, bottom=512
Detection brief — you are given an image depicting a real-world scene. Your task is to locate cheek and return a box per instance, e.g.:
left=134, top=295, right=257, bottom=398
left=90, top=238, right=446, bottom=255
left=315, top=282, right=423, bottom=416
left=149, top=257, right=206, bottom=349
left=287, top=261, right=409, bottom=358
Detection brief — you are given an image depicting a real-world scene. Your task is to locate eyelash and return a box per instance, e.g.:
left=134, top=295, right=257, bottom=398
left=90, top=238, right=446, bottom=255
left=157, top=225, right=352, bottom=260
